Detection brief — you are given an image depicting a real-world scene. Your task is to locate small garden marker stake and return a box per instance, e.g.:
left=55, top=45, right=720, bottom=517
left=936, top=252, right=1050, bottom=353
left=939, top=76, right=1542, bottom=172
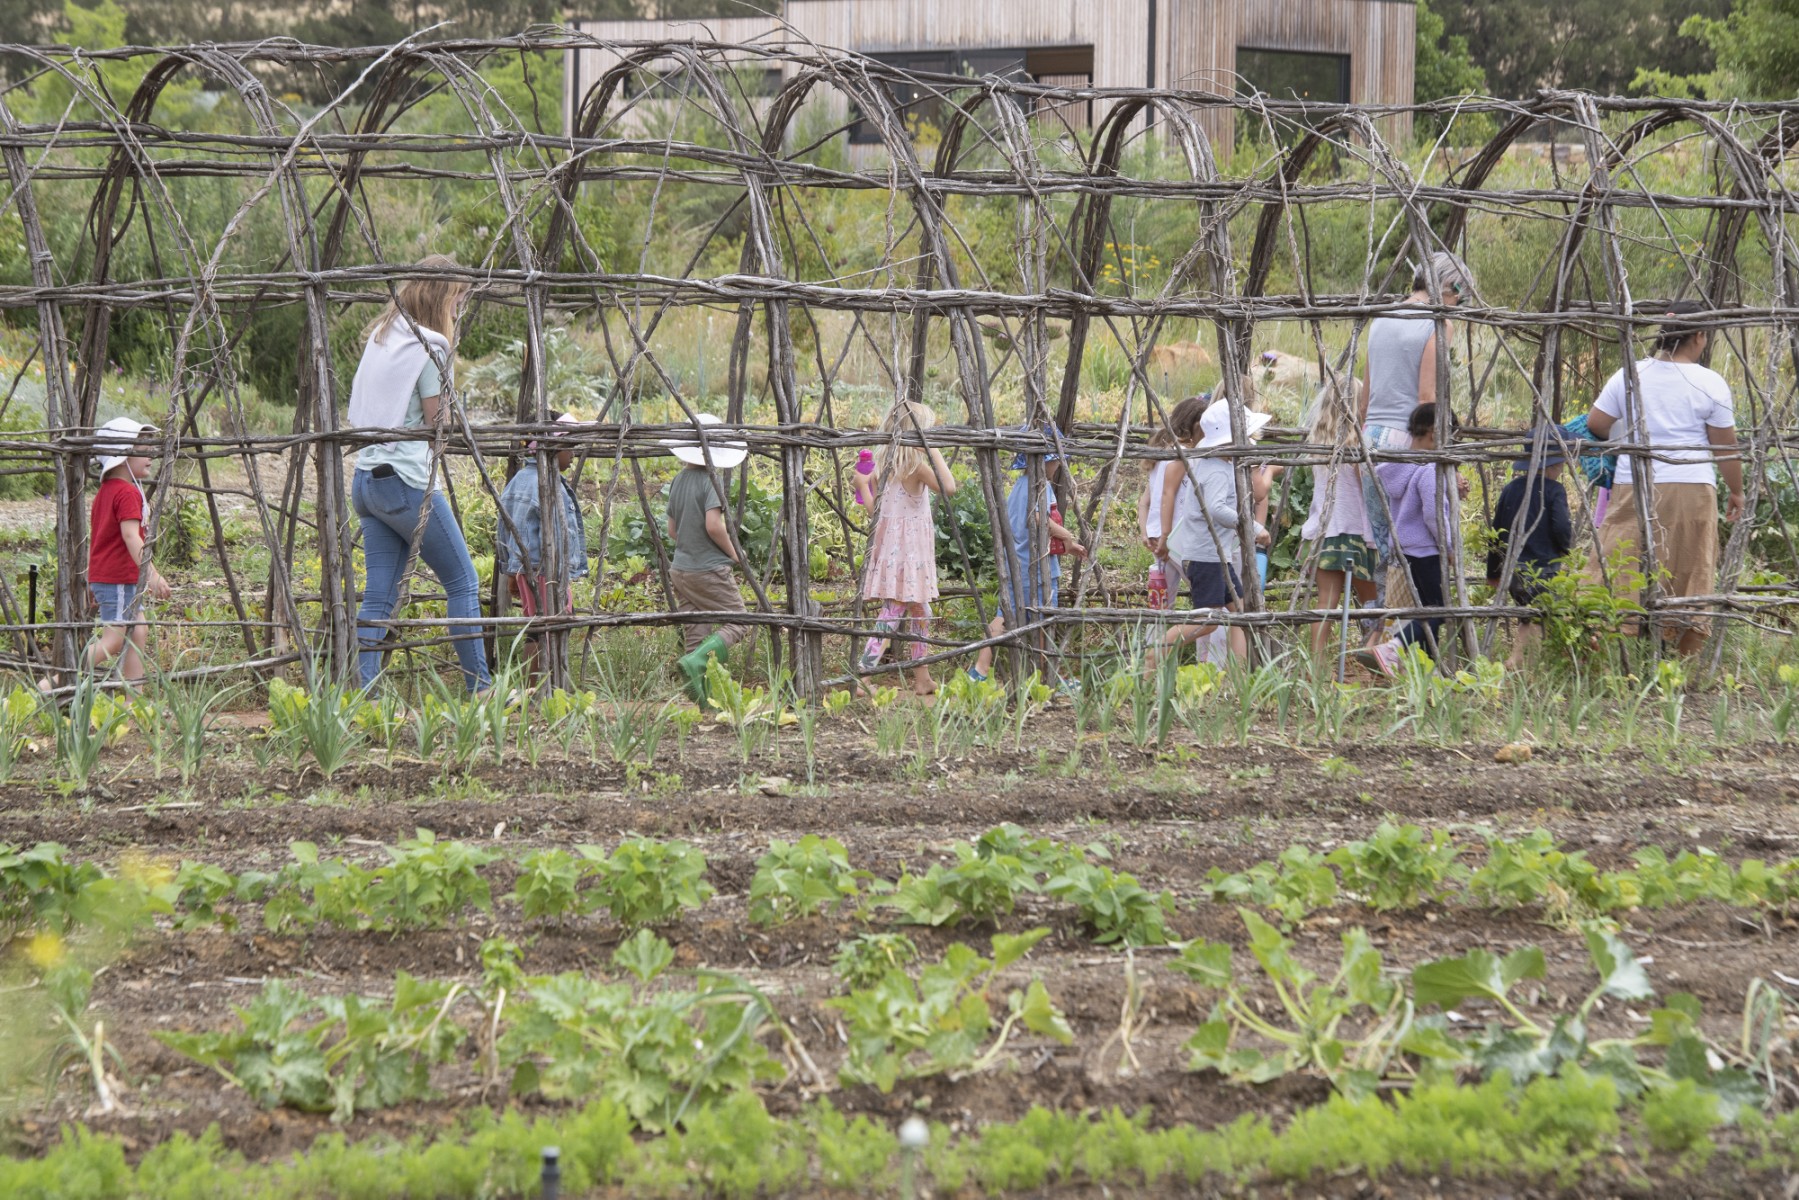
left=540, top=1146, right=560, bottom=1200
left=899, top=1115, right=929, bottom=1200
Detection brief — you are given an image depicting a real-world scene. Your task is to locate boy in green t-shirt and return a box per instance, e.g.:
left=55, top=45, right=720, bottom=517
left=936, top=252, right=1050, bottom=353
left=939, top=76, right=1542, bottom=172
left=663, top=415, right=750, bottom=703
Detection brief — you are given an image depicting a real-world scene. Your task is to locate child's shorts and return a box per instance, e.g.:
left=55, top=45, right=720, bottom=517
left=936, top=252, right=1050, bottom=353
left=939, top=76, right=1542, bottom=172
left=1316, top=533, right=1378, bottom=582
left=90, top=582, right=144, bottom=626
left=1183, top=560, right=1242, bottom=609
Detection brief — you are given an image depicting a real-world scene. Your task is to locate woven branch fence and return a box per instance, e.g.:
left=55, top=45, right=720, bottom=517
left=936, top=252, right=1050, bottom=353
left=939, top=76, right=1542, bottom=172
left=0, top=32, right=1796, bottom=695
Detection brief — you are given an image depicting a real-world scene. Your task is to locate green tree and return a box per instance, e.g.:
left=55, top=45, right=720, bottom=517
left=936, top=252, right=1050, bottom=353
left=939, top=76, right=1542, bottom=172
left=1413, top=0, right=1491, bottom=144
left=1436, top=0, right=1729, bottom=99
left=13, top=1, right=204, bottom=126
left=1636, top=0, right=1799, bottom=99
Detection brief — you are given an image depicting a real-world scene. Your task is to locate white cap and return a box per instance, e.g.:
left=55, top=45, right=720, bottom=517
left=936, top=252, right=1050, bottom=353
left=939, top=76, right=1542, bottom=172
left=1194, top=399, right=1272, bottom=450
left=95, top=416, right=156, bottom=475
left=663, top=412, right=748, bottom=469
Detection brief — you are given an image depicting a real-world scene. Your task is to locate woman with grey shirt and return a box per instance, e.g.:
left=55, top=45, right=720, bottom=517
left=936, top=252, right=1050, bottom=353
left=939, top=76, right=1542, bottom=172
left=1359, top=251, right=1473, bottom=562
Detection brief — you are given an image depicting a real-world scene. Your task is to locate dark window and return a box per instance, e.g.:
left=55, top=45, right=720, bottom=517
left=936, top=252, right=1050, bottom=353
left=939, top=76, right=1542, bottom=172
left=1235, top=47, right=1350, bottom=104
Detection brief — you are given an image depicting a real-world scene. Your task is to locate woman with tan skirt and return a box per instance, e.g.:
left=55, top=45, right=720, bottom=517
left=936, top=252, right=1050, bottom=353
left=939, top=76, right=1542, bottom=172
left=1582, top=303, right=1745, bottom=656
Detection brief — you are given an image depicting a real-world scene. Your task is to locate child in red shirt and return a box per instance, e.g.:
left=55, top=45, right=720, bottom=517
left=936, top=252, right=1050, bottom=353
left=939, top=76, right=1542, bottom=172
left=87, top=418, right=170, bottom=682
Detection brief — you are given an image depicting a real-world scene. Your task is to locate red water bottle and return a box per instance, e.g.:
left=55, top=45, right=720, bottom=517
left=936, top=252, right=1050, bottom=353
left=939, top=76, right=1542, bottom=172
left=1147, top=562, right=1169, bottom=610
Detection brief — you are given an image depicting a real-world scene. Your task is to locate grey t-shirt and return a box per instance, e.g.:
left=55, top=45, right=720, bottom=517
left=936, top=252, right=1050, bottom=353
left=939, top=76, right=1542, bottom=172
left=667, top=466, right=735, bottom=571
left=1365, top=311, right=1436, bottom=430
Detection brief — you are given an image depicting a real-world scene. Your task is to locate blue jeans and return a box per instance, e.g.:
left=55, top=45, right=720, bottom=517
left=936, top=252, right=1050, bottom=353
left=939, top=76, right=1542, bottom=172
left=353, top=468, right=490, bottom=692
left=90, top=582, right=144, bottom=626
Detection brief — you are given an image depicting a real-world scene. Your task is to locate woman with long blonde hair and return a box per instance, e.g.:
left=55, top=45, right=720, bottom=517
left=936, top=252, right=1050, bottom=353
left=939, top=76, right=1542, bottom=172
left=346, top=254, right=490, bottom=694
left=854, top=399, right=956, bottom=696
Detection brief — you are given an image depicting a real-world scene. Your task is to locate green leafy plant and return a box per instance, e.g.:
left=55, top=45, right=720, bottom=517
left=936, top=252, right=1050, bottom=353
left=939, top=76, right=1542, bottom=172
left=54, top=677, right=130, bottom=792
left=1044, top=862, right=1174, bottom=946
left=364, top=830, right=496, bottom=931
left=1468, top=828, right=1625, bottom=925
left=267, top=677, right=366, bottom=780
left=1772, top=664, right=1799, bottom=741
left=748, top=836, right=867, bottom=926
left=832, top=932, right=920, bottom=989
left=242, top=832, right=493, bottom=933
left=579, top=837, right=714, bottom=927
left=705, top=658, right=780, bottom=761
left=888, top=841, right=1035, bottom=927
left=1412, top=928, right=1765, bottom=1117
left=240, top=841, right=371, bottom=933
left=828, top=929, right=1073, bottom=1092
left=1204, top=846, right=1339, bottom=927
left=1170, top=909, right=1422, bottom=1097
left=500, top=931, right=783, bottom=1130
left=1327, top=821, right=1465, bottom=911
left=510, top=848, right=585, bottom=923
left=0, top=842, right=106, bottom=939
left=156, top=974, right=466, bottom=1123
left=157, top=677, right=236, bottom=784
left=171, top=860, right=239, bottom=931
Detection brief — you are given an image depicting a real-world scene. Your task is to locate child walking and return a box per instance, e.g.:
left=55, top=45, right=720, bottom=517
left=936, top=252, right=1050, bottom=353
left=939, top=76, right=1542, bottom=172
left=663, top=413, right=751, bottom=704
left=970, top=444, right=1086, bottom=684
left=497, top=411, right=589, bottom=683
left=1301, top=378, right=1378, bottom=661
left=1356, top=403, right=1469, bottom=674
left=1138, top=396, right=1208, bottom=612
left=1485, top=428, right=1573, bottom=669
left=1153, top=398, right=1271, bottom=662
left=86, top=417, right=171, bottom=683
left=856, top=400, right=956, bottom=696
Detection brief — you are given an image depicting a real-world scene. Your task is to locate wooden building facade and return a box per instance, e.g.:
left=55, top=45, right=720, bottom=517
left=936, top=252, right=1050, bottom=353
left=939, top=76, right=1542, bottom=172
left=566, top=0, right=1416, bottom=153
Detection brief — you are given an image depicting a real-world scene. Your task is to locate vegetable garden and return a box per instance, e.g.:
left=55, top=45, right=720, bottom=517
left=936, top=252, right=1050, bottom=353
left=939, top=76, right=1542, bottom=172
left=2, top=24, right=1799, bottom=1199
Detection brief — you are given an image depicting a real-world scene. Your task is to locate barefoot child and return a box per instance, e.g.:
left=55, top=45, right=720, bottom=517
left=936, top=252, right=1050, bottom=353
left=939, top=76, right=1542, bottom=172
left=497, top=411, right=588, bottom=683
left=86, top=417, right=171, bottom=683
left=856, top=400, right=956, bottom=696
left=1301, top=378, right=1378, bottom=661
left=1485, top=428, right=1573, bottom=669
left=663, top=413, right=751, bottom=704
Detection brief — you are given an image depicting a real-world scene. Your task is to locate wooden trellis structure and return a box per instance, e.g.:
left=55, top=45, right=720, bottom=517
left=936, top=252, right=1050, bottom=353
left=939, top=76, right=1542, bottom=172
left=1, top=32, right=1796, bottom=694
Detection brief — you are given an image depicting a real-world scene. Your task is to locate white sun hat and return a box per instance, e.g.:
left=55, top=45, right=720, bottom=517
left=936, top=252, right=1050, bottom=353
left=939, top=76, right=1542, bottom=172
left=663, top=412, right=748, bottom=469
left=94, top=416, right=157, bottom=475
left=1194, top=398, right=1272, bottom=450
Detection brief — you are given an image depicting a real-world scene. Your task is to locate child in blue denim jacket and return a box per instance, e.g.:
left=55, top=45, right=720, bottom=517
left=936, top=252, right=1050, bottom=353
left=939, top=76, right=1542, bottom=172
left=497, top=412, right=588, bottom=679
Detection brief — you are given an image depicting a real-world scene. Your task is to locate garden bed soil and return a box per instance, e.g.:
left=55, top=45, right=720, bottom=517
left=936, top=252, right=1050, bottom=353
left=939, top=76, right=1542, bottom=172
left=2, top=714, right=1798, bottom=1195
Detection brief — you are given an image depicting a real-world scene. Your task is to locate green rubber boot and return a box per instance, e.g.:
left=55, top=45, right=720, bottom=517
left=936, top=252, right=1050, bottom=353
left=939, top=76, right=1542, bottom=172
left=677, top=634, right=729, bottom=704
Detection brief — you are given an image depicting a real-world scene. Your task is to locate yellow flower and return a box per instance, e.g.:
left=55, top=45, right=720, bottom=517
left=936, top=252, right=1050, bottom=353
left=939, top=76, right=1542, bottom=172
left=119, top=849, right=174, bottom=891
left=24, top=931, right=65, bottom=970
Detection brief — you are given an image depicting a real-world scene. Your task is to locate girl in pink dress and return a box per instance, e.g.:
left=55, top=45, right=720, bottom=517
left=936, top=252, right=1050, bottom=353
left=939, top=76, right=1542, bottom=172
left=855, top=400, right=957, bottom=695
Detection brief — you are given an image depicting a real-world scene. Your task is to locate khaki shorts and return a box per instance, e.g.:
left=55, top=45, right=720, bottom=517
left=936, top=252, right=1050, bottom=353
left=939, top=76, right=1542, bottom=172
left=669, top=565, right=750, bottom=653
left=1593, top=482, right=1718, bottom=632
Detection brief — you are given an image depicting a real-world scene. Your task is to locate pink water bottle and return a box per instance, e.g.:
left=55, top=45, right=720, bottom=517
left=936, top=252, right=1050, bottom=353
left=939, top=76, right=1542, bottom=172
left=1147, top=562, right=1169, bottom=610
left=854, top=449, right=875, bottom=504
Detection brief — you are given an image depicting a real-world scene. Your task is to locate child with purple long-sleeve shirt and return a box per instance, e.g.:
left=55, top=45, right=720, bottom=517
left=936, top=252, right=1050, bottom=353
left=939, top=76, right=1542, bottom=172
left=1356, top=404, right=1468, bottom=674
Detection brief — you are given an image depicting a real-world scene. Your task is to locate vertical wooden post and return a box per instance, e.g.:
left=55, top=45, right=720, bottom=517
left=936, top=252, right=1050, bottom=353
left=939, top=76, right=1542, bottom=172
left=0, top=100, right=81, bottom=680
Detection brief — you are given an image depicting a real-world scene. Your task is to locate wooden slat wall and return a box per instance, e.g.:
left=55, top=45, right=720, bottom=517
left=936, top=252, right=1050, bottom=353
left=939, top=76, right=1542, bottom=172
left=1166, top=0, right=1414, bottom=150
left=568, top=0, right=1414, bottom=152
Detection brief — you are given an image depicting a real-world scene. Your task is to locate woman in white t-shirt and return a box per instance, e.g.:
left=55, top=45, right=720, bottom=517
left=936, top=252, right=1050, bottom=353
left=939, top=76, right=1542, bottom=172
left=1582, top=304, right=1744, bottom=655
